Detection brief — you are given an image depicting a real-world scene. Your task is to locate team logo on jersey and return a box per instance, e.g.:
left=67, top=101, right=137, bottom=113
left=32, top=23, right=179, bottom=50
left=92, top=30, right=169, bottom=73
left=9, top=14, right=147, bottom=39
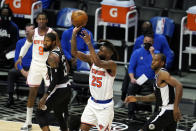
left=92, top=69, right=105, bottom=76
left=33, top=40, right=44, bottom=44
left=149, top=123, right=155, bottom=130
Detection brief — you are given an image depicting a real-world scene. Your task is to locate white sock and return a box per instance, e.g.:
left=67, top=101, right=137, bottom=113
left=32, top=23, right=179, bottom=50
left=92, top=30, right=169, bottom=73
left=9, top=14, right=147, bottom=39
left=25, top=107, right=33, bottom=125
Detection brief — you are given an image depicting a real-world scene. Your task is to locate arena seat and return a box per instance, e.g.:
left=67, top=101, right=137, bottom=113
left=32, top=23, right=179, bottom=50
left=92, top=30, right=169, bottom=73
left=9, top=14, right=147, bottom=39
left=150, top=16, right=175, bottom=39
left=182, top=0, right=196, bottom=10
left=168, top=9, right=186, bottom=25
left=153, top=0, right=174, bottom=9
left=71, top=71, right=90, bottom=104
left=44, top=9, right=59, bottom=28
left=134, top=0, right=148, bottom=7
left=139, top=6, right=164, bottom=21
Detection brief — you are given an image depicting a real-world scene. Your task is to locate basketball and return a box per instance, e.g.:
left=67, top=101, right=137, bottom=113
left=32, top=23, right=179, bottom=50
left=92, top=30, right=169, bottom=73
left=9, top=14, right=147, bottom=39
left=71, top=10, right=88, bottom=27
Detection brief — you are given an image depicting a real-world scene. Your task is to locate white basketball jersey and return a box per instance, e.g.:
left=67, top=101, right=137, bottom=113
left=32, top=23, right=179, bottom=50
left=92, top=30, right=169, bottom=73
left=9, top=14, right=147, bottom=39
left=89, top=64, right=115, bottom=100
left=32, top=27, right=53, bottom=66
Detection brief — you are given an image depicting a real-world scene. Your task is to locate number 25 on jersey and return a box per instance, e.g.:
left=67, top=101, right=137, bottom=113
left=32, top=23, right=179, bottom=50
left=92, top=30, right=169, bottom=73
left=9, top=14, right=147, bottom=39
left=91, top=75, right=102, bottom=88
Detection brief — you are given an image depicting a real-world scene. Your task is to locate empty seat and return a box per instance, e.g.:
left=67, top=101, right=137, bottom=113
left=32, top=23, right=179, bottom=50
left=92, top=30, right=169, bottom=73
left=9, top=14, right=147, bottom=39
left=44, top=9, right=59, bottom=28
left=56, top=8, right=77, bottom=28
left=150, top=16, right=175, bottom=38
left=139, top=6, right=164, bottom=21
left=168, top=9, right=186, bottom=25
left=86, top=0, right=101, bottom=16
left=135, top=0, right=148, bottom=7
left=183, top=0, right=196, bottom=10
left=59, top=0, right=78, bottom=10
left=154, top=0, right=174, bottom=9
left=72, top=71, right=90, bottom=103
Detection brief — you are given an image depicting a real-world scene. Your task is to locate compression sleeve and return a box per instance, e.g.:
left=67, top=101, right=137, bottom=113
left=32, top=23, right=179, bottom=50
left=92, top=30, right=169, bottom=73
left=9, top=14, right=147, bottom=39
left=19, top=40, right=32, bottom=58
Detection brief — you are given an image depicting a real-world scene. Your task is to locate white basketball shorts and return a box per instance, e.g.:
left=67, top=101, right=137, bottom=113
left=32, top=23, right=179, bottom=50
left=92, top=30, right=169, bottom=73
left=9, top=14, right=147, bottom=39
left=27, top=61, right=50, bottom=87
left=81, top=98, right=114, bottom=131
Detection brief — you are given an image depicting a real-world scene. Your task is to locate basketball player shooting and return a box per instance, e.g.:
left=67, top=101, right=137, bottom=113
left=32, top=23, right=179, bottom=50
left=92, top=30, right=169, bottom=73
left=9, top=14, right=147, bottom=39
left=71, top=26, right=118, bottom=131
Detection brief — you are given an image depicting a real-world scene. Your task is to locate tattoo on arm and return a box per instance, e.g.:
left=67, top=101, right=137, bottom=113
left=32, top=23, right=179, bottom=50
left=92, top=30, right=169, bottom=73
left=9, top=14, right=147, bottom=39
left=48, top=53, right=60, bottom=68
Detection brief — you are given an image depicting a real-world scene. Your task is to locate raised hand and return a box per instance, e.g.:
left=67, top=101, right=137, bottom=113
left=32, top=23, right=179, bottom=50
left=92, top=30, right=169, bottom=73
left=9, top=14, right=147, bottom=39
left=80, top=30, right=91, bottom=45
left=72, top=26, right=82, bottom=36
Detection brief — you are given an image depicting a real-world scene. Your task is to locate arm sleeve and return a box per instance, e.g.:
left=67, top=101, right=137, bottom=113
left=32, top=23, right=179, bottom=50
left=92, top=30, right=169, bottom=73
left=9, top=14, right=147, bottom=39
left=61, top=31, right=72, bottom=60
left=14, top=40, right=23, bottom=71
left=128, top=51, right=137, bottom=74
left=19, top=40, right=32, bottom=58
left=161, top=36, right=174, bottom=69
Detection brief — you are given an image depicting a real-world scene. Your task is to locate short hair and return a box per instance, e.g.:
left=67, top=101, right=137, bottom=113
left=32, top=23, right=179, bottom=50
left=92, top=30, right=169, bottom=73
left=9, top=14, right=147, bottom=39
left=158, top=53, right=166, bottom=67
left=98, top=39, right=119, bottom=60
left=45, top=32, right=56, bottom=42
left=144, top=32, right=154, bottom=39
left=141, top=21, right=154, bottom=35
left=36, top=12, right=48, bottom=19
left=0, top=4, right=13, bottom=17
left=25, top=23, right=35, bottom=28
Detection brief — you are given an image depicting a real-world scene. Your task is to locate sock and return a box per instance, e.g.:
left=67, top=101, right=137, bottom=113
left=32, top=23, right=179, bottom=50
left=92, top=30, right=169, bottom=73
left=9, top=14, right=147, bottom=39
left=25, top=107, right=33, bottom=126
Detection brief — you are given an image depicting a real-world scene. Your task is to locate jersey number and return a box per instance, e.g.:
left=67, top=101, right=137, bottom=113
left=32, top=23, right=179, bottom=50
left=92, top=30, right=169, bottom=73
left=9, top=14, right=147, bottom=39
left=39, top=46, right=44, bottom=55
left=91, top=76, right=102, bottom=88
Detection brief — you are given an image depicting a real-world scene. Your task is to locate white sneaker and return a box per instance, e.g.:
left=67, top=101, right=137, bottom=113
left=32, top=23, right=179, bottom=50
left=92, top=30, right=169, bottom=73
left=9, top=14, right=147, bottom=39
left=20, top=124, right=32, bottom=131
left=191, top=122, right=196, bottom=131
left=114, top=100, right=124, bottom=108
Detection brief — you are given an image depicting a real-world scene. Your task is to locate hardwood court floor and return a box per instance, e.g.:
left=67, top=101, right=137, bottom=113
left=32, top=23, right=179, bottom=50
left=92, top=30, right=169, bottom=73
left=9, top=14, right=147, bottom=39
left=0, top=90, right=195, bottom=130
left=0, top=120, right=59, bottom=131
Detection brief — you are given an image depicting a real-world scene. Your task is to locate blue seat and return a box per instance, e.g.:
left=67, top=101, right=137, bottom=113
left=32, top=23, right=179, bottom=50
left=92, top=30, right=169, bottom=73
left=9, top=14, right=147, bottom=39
left=56, top=8, right=77, bottom=28
left=76, top=49, right=99, bottom=71
left=150, top=16, right=175, bottom=38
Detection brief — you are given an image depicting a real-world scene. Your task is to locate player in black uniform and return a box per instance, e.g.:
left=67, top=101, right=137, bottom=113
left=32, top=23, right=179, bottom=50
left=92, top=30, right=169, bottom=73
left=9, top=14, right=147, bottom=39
left=36, top=32, right=71, bottom=131
left=125, top=53, right=183, bottom=131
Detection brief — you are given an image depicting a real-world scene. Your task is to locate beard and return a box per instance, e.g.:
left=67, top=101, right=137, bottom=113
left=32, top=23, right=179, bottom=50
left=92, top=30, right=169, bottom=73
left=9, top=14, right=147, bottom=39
left=98, top=54, right=105, bottom=60
left=43, top=45, right=53, bottom=52
left=151, top=65, right=158, bottom=71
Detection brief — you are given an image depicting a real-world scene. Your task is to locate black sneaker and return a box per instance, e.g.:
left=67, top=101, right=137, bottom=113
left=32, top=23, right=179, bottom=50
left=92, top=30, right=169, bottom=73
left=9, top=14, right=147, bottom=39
left=128, top=114, right=137, bottom=122
left=20, top=124, right=32, bottom=131
left=5, top=99, right=14, bottom=108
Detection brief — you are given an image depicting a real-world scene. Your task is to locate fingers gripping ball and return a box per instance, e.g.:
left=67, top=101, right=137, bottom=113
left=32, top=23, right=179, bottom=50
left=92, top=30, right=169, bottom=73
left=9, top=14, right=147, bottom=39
left=71, top=10, right=88, bottom=27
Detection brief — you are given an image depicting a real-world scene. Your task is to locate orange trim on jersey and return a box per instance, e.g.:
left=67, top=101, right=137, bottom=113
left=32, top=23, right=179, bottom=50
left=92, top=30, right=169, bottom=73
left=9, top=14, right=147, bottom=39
left=81, top=122, right=96, bottom=127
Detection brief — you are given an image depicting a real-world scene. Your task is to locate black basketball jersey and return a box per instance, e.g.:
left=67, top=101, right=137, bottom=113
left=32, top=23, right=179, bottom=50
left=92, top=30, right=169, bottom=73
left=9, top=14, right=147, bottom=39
left=154, top=68, right=175, bottom=107
left=46, top=47, right=69, bottom=94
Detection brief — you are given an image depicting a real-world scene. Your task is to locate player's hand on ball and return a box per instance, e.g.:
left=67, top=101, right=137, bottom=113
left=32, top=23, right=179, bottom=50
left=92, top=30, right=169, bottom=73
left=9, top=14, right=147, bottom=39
left=73, top=26, right=82, bottom=36
left=81, top=30, right=91, bottom=45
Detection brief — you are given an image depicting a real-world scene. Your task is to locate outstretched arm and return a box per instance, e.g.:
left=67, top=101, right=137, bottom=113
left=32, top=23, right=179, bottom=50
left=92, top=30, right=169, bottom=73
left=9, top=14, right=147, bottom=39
left=15, top=29, right=34, bottom=70
left=125, top=93, right=156, bottom=103
left=71, top=27, right=91, bottom=64
left=81, top=30, right=117, bottom=76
